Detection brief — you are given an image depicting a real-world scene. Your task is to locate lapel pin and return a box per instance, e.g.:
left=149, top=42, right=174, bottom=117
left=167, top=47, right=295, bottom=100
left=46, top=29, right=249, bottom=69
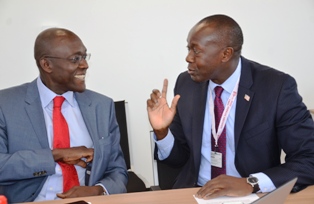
left=244, top=94, right=250, bottom=101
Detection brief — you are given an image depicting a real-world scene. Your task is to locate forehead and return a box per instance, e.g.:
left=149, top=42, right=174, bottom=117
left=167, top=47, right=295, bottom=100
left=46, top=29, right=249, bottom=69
left=50, top=33, right=86, bottom=56
left=187, top=23, right=220, bottom=47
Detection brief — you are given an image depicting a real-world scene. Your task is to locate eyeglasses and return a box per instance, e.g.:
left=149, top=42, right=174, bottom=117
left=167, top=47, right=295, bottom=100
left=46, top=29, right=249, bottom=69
left=45, top=53, right=91, bottom=64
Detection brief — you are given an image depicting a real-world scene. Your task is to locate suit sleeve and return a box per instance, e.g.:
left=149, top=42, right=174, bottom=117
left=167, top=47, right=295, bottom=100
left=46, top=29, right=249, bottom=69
left=263, top=75, right=314, bottom=188
left=0, top=106, right=55, bottom=185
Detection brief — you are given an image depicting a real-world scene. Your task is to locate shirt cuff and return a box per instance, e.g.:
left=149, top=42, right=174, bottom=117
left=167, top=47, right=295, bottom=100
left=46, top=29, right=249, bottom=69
left=250, top=173, right=276, bottom=193
left=154, top=129, right=174, bottom=160
left=95, top=183, right=109, bottom=195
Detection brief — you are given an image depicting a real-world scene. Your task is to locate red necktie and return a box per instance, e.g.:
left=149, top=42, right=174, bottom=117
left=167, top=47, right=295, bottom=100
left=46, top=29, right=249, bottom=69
left=53, top=96, right=79, bottom=192
left=211, top=86, right=226, bottom=179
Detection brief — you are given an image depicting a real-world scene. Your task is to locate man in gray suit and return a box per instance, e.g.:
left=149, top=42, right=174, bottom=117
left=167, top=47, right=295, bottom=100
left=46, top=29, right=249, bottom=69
left=0, top=28, right=128, bottom=203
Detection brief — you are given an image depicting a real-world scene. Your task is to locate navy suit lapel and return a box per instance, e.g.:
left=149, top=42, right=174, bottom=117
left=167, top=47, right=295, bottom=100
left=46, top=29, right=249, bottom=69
left=234, top=57, right=254, bottom=148
left=192, top=81, right=208, bottom=172
left=25, top=80, right=49, bottom=148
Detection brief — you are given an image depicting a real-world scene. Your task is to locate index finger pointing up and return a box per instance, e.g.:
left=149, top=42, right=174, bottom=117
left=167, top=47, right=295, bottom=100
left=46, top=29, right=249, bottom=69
left=162, top=79, right=168, bottom=99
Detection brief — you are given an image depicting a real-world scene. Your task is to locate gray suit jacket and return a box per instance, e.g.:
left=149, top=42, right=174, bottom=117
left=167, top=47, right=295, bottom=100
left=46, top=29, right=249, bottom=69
left=155, top=57, right=314, bottom=190
left=0, top=79, right=128, bottom=203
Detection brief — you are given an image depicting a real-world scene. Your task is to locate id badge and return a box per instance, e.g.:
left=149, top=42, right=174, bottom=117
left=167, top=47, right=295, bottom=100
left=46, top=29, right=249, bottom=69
left=211, top=151, right=223, bottom=168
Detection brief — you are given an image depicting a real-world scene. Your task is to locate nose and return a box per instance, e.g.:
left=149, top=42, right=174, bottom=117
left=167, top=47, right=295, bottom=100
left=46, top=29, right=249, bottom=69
left=78, top=58, right=89, bottom=69
left=185, top=50, right=194, bottom=63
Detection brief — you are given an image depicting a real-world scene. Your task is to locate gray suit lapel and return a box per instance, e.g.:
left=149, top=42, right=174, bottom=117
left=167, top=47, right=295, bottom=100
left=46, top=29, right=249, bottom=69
left=24, top=80, right=49, bottom=148
left=75, top=92, right=98, bottom=145
left=234, top=57, right=254, bottom=148
left=75, top=92, right=101, bottom=185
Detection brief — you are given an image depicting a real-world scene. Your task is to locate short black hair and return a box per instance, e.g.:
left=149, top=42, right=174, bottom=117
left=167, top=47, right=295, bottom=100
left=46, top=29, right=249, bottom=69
left=198, top=14, right=243, bottom=55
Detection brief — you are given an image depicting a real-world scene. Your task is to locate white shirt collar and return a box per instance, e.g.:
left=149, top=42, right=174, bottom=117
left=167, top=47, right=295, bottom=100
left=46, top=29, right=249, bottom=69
left=209, top=58, right=242, bottom=94
left=36, top=77, right=75, bottom=108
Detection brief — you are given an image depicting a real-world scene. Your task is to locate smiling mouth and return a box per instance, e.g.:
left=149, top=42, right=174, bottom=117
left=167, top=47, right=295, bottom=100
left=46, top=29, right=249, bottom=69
left=75, top=74, right=85, bottom=80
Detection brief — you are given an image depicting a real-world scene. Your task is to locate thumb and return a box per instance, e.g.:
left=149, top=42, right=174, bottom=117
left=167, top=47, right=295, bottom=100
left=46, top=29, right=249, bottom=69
left=169, top=95, right=180, bottom=112
left=56, top=193, right=66, bottom=199
left=57, top=188, right=72, bottom=199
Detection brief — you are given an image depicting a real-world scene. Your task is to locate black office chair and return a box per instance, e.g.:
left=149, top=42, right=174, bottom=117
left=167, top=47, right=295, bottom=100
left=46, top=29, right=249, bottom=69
left=154, top=160, right=182, bottom=190
left=114, top=100, right=149, bottom=193
left=148, top=132, right=182, bottom=190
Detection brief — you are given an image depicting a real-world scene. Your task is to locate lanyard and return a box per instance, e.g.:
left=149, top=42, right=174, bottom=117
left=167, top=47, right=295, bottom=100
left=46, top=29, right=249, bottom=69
left=209, top=79, right=239, bottom=147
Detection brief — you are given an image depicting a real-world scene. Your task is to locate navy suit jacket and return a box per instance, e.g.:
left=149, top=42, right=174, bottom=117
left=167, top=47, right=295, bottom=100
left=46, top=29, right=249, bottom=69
left=156, top=57, right=314, bottom=190
left=0, top=79, right=128, bottom=203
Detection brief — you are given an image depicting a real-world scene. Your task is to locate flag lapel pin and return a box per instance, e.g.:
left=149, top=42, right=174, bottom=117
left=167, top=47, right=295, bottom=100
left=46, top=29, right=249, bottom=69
left=244, top=94, right=250, bottom=101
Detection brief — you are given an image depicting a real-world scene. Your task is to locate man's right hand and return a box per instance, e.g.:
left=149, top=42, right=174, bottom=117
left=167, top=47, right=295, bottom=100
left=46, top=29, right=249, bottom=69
left=52, top=146, right=94, bottom=168
left=146, top=79, right=180, bottom=140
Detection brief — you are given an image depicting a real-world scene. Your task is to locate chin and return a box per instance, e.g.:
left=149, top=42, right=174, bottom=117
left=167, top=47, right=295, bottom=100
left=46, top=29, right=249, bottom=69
left=72, top=85, right=86, bottom=93
left=190, top=75, right=206, bottom=83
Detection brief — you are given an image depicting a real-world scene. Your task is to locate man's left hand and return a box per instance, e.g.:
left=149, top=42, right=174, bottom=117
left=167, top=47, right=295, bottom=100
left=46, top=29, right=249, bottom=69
left=57, top=186, right=105, bottom=199
left=195, top=175, right=253, bottom=200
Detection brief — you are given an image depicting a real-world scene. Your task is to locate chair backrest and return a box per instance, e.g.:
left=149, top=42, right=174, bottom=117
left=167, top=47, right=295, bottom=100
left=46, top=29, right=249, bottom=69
left=115, top=100, right=181, bottom=191
left=150, top=132, right=182, bottom=190
left=114, top=100, right=148, bottom=192
left=114, top=100, right=131, bottom=169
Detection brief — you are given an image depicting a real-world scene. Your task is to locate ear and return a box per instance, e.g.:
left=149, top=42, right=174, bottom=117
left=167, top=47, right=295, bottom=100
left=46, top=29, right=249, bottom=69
left=221, top=47, right=234, bottom=62
left=39, top=58, right=53, bottom=73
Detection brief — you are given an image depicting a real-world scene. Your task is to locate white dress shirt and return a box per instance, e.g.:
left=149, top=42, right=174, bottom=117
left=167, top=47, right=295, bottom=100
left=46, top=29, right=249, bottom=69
left=34, top=77, right=93, bottom=201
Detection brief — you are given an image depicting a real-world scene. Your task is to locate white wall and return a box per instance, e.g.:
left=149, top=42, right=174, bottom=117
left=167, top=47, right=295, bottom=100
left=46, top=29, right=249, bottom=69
left=1, top=0, right=313, bottom=187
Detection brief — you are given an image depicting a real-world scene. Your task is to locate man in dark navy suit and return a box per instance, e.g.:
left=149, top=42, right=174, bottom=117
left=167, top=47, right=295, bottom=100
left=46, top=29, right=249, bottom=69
left=147, top=14, right=314, bottom=199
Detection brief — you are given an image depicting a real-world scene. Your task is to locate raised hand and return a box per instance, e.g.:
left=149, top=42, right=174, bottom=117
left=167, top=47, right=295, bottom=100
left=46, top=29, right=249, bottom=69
left=146, top=79, right=180, bottom=140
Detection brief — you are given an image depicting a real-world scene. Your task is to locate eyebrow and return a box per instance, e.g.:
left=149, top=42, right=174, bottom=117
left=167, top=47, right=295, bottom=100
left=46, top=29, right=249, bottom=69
left=70, top=50, right=88, bottom=56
